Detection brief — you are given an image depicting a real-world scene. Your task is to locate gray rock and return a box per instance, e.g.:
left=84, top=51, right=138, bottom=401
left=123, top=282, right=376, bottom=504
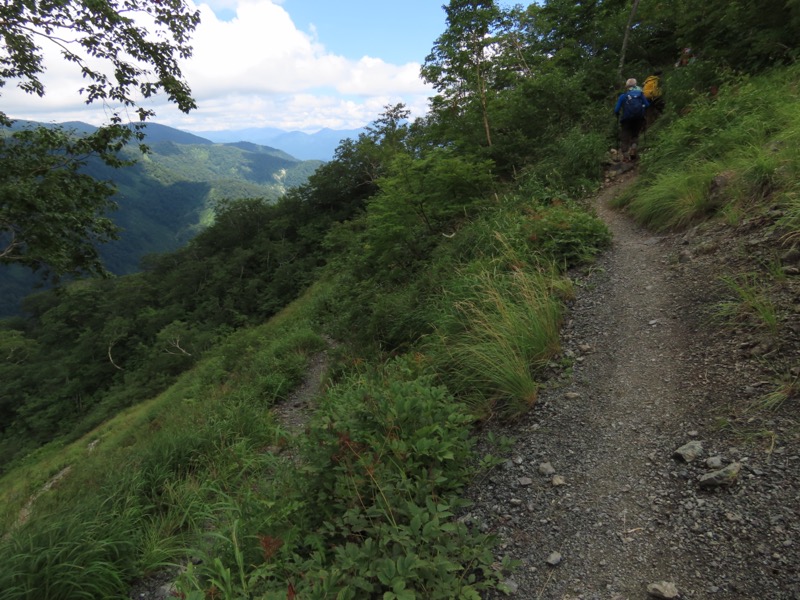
left=539, top=462, right=556, bottom=476
left=673, top=441, right=703, bottom=462
left=518, top=477, right=534, bottom=486
left=699, top=462, right=742, bottom=487
left=503, top=578, right=519, bottom=594
left=647, top=581, right=680, bottom=599
left=706, top=456, right=724, bottom=469
left=546, top=551, right=563, bottom=566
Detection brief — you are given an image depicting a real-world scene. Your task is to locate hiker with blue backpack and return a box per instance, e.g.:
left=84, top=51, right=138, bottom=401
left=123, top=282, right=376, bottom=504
left=614, top=78, right=649, bottom=162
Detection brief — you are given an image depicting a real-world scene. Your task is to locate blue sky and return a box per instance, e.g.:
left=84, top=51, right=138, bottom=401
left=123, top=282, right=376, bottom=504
left=4, top=0, right=455, bottom=133
left=265, top=1, right=448, bottom=65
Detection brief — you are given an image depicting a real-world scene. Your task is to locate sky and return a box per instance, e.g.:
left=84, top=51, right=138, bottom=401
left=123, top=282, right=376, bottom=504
left=3, top=0, right=450, bottom=133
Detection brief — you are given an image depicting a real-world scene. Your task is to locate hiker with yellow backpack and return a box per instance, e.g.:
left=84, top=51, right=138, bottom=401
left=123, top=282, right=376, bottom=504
left=643, top=70, right=665, bottom=129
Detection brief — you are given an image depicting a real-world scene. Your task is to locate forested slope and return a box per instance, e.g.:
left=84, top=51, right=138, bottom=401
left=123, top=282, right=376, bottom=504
left=2, top=0, right=800, bottom=598
left=0, top=122, right=321, bottom=317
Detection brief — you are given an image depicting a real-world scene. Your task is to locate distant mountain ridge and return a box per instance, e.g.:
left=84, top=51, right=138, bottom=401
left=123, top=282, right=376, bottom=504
left=189, top=126, right=365, bottom=161
left=0, top=119, right=324, bottom=316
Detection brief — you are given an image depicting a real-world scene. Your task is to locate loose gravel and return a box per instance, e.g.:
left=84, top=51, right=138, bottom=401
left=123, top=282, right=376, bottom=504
left=466, top=173, right=800, bottom=600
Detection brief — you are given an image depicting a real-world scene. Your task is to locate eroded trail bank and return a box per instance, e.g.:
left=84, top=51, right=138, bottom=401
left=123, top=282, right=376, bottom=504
left=468, top=174, right=800, bottom=599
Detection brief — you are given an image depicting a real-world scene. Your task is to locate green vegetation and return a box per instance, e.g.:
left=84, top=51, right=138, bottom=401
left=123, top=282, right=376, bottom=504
left=0, top=127, right=322, bottom=318
left=712, top=273, right=779, bottom=335
left=615, top=65, right=800, bottom=231
left=3, top=0, right=800, bottom=597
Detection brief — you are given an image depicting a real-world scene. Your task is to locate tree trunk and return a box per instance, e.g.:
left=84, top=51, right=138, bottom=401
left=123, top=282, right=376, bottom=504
left=617, top=0, right=642, bottom=82
left=477, top=65, right=493, bottom=147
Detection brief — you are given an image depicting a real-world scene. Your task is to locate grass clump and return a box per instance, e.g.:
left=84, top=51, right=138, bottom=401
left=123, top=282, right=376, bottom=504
left=619, top=163, right=721, bottom=230
left=752, top=371, right=800, bottom=413
left=712, top=273, right=779, bottom=334
left=430, top=259, right=566, bottom=419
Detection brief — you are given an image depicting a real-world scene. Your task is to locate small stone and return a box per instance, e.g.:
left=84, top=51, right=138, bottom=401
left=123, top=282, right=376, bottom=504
left=546, top=551, right=562, bottom=566
left=518, top=477, right=534, bottom=486
left=552, top=475, right=567, bottom=487
left=565, top=392, right=581, bottom=399
left=539, top=462, right=556, bottom=476
left=647, top=581, right=679, bottom=599
left=698, top=462, right=742, bottom=488
left=725, top=512, right=743, bottom=522
left=673, top=441, right=703, bottom=462
left=503, top=578, right=519, bottom=594
left=706, top=456, right=724, bottom=469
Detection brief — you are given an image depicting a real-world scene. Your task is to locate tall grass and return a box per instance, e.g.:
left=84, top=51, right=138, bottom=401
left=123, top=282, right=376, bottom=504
left=0, top=303, right=327, bottom=600
left=0, top=505, right=139, bottom=600
left=622, top=163, right=721, bottom=230
left=432, top=266, right=565, bottom=418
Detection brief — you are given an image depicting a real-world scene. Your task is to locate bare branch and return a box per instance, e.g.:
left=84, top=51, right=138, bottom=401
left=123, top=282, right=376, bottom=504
left=164, top=337, right=192, bottom=356
left=107, top=338, right=125, bottom=370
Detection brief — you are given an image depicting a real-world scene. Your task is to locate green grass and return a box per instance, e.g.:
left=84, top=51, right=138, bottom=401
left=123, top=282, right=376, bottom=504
left=431, top=266, right=566, bottom=419
left=712, top=273, right=779, bottom=334
left=621, top=64, right=800, bottom=231
left=621, top=162, right=721, bottom=230
left=750, top=370, right=800, bottom=413
left=0, top=289, right=329, bottom=595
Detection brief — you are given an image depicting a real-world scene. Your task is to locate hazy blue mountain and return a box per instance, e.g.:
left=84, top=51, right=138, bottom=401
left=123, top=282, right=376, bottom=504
left=0, top=120, right=323, bottom=317
left=190, top=126, right=364, bottom=161
left=130, top=122, right=216, bottom=145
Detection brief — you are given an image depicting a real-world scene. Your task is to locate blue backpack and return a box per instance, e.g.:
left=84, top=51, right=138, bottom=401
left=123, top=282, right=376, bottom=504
left=622, top=89, right=646, bottom=120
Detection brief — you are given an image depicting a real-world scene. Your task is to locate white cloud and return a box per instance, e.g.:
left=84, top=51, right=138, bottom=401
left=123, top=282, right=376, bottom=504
left=1, top=0, right=433, bottom=132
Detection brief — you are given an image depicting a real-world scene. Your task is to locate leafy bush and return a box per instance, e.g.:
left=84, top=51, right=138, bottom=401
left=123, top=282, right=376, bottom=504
left=522, top=201, right=611, bottom=268
left=178, top=358, right=507, bottom=599
left=521, top=127, right=609, bottom=197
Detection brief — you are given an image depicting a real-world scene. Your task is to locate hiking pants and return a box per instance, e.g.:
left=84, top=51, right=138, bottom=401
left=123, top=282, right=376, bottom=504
left=620, top=117, right=645, bottom=158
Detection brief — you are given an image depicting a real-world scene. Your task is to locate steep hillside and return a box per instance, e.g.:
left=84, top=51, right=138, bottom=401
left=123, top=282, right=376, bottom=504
left=3, top=1, right=800, bottom=597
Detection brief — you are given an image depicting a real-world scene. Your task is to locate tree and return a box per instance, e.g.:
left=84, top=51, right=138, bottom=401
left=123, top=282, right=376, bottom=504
left=422, top=0, right=503, bottom=148
left=657, top=0, right=800, bottom=71
left=1, top=0, right=199, bottom=278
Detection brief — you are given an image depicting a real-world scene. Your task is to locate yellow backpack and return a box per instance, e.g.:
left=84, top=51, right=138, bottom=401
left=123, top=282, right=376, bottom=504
left=643, top=75, right=662, bottom=100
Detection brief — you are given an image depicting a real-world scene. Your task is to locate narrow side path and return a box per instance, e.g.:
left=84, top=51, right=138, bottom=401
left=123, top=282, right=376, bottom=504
left=468, top=174, right=798, bottom=599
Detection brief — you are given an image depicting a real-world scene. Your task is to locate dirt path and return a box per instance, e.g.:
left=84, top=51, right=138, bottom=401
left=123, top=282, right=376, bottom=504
left=467, top=174, right=800, bottom=599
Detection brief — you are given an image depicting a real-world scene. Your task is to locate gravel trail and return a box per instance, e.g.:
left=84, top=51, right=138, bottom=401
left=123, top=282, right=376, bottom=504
left=468, top=173, right=800, bottom=600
